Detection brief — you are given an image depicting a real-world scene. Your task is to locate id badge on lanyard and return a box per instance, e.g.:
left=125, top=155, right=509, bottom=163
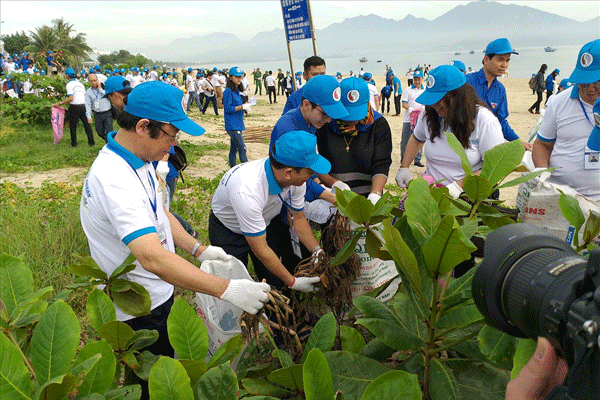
left=280, top=190, right=302, bottom=258
left=579, top=99, right=599, bottom=170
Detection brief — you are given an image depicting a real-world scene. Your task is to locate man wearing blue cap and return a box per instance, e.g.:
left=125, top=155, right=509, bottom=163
left=103, top=75, right=132, bottom=112
left=452, top=60, right=466, bottom=74
left=391, top=72, right=402, bottom=116
left=363, top=72, right=380, bottom=112
left=282, top=55, right=326, bottom=115
left=53, top=67, right=95, bottom=147
left=545, top=68, right=559, bottom=105
left=400, top=69, right=425, bottom=167
left=210, top=130, right=327, bottom=292
left=84, top=73, right=113, bottom=142
left=533, top=39, right=600, bottom=200
left=466, top=38, right=530, bottom=150
left=185, top=67, right=202, bottom=113
left=81, top=81, right=271, bottom=398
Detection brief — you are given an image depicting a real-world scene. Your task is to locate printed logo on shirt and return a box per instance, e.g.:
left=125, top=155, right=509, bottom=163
left=332, top=87, right=341, bottom=102
left=347, top=89, right=360, bottom=103
left=581, top=52, right=593, bottom=68
left=490, top=102, right=497, bottom=109
left=426, top=75, right=435, bottom=88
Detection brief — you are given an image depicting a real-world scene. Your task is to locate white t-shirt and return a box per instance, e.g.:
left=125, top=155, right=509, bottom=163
left=266, top=75, right=276, bottom=87
left=401, top=84, right=425, bottom=123
left=413, top=106, right=505, bottom=185
left=186, top=74, right=195, bottom=92
left=66, top=79, right=86, bottom=105
left=80, top=136, right=175, bottom=321
left=129, top=74, right=144, bottom=88
left=23, top=80, right=33, bottom=94
left=96, top=73, right=107, bottom=84
left=218, top=75, right=226, bottom=86
left=212, top=158, right=306, bottom=236
left=368, top=83, right=378, bottom=110
left=406, top=71, right=414, bottom=79
left=211, top=75, right=221, bottom=87
left=202, top=78, right=215, bottom=97
left=537, top=86, right=600, bottom=199
left=149, top=70, right=158, bottom=81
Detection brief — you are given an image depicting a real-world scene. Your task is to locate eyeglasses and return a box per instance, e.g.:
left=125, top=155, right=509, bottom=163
left=160, top=126, right=180, bottom=141
left=315, top=106, right=330, bottom=121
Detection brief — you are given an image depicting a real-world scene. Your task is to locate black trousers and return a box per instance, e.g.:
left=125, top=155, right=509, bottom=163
left=267, top=86, right=276, bottom=103
left=530, top=91, right=543, bottom=113
left=545, top=89, right=553, bottom=105
left=201, top=96, right=218, bottom=115
left=68, top=104, right=94, bottom=146
left=394, top=95, right=402, bottom=115
left=93, top=110, right=113, bottom=142
left=381, top=95, right=391, bottom=113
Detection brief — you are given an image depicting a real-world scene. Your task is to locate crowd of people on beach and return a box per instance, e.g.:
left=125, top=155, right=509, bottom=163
left=2, top=37, right=599, bottom=400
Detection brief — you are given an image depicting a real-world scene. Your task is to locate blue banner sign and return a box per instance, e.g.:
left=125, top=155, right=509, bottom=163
left=281, top=0, right=312, bottom=41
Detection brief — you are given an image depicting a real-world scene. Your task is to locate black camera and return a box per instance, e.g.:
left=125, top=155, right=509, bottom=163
left=472, top=223, right=600, bottom=400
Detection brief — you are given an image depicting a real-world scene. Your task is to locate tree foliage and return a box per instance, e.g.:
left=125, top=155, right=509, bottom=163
left=3, top=31, right=31, bottom=56
left=98, top=50, right=149, bottom=69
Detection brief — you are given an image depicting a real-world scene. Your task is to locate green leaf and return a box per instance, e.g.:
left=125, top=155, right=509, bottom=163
left=9, top=286, right=52, bottom=322
left=359, top=338, right=396, bottom=362
left=167, top=298, right=208, bottom=362
left=478, top=325, right=517, bottom=365
left=125, top=329, right=159, bottom=352
left=380, top=218, right=421, bottom=290
left=429, top=358, right=460, bottom=400
left=0, top=331, right=32, bottom=400
left=304, top=349, right=334, bottom=400
left=86, top=289, right=117, bottom=331
left=364, top=229, right=382, bottom=259
left=511, top=339, right=537, bottom=379
left=331, top=233, right=361, bottom=267
left=178, top=359, right=207, bottom=387
left=30, top=300, right=80, bottom=386
left=130, top=350, right=160, bottom=381
left=445, top=131, right=473, bottom=175
left=262, top=328, right=293, bottom=368
left=558, top=193, right=585, bottom=231
left=73, top=339, right=116, bottom=396
left=207, top=334, right=243, bottom=369
left=459, top=219, right=479, bottom=241
left=388, top=293, right=428, bottom=341
left=97, top=321, right=135, bottom=351
left=194, top=363, right=238, bottom=400
left=344, top=195, right=375, bottom=225
left=422, top=215, right=477, bottom=275
left=301, top=312, right=336, bottom=363
left=480, top=139, right=525, bottom=187
left=36, top=372, right=79, bottom=400
left=340, top=326, right=366, bottom=354
left=354, top=296, right=425, bottom=351
left=241, top=378, right=294, bottom=397
left=404, top=177, right=441, bottom=243
left=109, top=253, right=137, bottom=280
left=109, top=278, right=151, bottom=317
left=498, top=169, right=549, bottom=189
left=583, top=210, right=600, bottom=244
left=69, top=253, right=108, bottom=280
left=435, top=304, right=484, bottom=329
left=454, top=362, right=509, bottom=400
left=360, top=370, right=422, bottom=400
left=463, top=175, right=493, bottom=203
left=440, top=267, right=476, bottom=314
left=104, top=385, right=142, bottom=400
left=267, top=364, right=303, bottom=392
left=325, top=351, right=391, bottom=400
left=0, top=254, right=34, bottom=316
left=148, top=357, right=193, bottom=400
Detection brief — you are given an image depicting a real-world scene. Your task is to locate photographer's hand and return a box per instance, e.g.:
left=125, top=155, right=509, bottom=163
left=505, top=337, right=568, bottom=400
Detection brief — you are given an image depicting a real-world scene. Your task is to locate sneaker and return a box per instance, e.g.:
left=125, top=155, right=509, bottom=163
left=527, top=108, right=534, bottom=114
left=414, top=161, right=425, bottom=167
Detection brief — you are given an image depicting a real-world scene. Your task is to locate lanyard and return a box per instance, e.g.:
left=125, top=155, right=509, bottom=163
left=122, top=158, right=158, bottom=219
left=278, top=190, right=294, bottom=227
left=578, top=98, right=593, bottom=127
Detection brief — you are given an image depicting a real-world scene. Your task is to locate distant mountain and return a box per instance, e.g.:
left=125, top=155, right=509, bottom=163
left=139, top=1, right=599, bottom=64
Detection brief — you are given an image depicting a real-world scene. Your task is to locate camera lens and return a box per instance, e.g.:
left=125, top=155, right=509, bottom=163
left=473, top=224, right=587, bottom=343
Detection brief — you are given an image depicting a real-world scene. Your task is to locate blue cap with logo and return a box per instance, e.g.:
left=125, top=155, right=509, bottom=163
left=103, top=76, right=130, bottom=98
left=339, top=77, right=370, bottom=121
left=64, top=68, right=76, bottom=77
left=413, top=69, right=424, bottom=78
left=485, top=38, right=519, bottom=55
left=452, top=60, right=466, bottom=72
left=125, top=81, right=205, bottom=136
left=559, top=79, right=571, bottom=89
left=569, top=39, right=600, bottom=84
left=272, top=131, right=331, bottom=174
left=229, top=66, right=243, bottom=77
left=416, top=65, right=467, bottom=106
left=302, top=74, right=349, bottom=120
left=588, top=97, right=600, bottom=151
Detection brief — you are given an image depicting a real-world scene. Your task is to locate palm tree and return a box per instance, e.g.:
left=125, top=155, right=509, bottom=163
left=27, top=25, right=58, bottom=68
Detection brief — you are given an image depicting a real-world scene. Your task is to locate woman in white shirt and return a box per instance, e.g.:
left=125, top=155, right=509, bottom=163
left=396, top=65, right=505, bottom=198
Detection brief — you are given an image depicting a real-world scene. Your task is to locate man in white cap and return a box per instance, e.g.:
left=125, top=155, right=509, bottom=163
left=532, top=39, right=600, bottom=200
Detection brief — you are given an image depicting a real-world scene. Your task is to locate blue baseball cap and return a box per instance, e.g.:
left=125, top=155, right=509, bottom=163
left=302, top=75, right=349, bottom=120
left=103, top=76, right=130, bottom=98
left=188, top=67, right=193, bottom=72
left=569, top=39, right=600, bottom=84
left=559, top=79, right=571, bottom=89
left=452, top=60, right=466, bottom=72
left=229, top=66, right=243, bottom=77
left=363, top=72, right=372, bottom=80
left=64, top=68, right=76, bottom=77
left=48, top=51, right=53, bottom=54
left=554, top=69, right=560, bottom=74
left=413, top=70, right=423, bottom=78
left=272, top=131, right=331, bottom=174
left=339, top=77, right=370, bottom=121
left=416, top=65, right=466, bottom=106
left=588, top=97, right=600, bottom=151
left=89, top=68, right=95, bottom=74
left=485, top=38, right=519, bottom=55
left=125, top=81, right=205, bottom=136
left=40, top=69, right=46, bottom=75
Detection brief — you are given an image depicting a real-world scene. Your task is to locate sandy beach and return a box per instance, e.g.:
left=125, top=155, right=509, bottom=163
left=2, top=75, right=542, bottom=207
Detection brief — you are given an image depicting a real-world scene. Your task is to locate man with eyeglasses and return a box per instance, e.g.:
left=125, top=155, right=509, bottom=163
left=80, top=81, right=271, bottom=399
left=532, top=39, right=600, bottom=200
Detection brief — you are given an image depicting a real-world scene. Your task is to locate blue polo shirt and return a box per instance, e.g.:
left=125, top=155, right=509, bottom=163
left=223, top=87, right=245, bottom=131
left=270, top=107, right=324, bottom=203
left=545, top=75, right=554, bottom=91
left=466, top=68, right=519, bottom=141
left=392, top=76, right=402, bottom=96
left=46, top=55, right=54, bottom=67
left=282, top=87, right=303, bottom=115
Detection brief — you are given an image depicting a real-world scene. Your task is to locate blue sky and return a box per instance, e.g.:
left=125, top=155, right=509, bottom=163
left=1, top=1, right=598, bottom=52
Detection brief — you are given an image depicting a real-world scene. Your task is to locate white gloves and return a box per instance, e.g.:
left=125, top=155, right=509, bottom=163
left=197, top=245, right=233, bottom=262
left=331, top=180, right=351, bottom=193
left=395, top=168, right=411, bottom=187
left=220, top=279, right=270, bottom=314
left=242, top=103, right=251, bottom=111
left=367, top=192, right=381, bottom=205
left=446, top=181, right=463, bottom=199
left=408, top=107, right=414, bottom=114
left=156, top=161, right=170, bottom=181
left=290, top=276, right=321, bottom=293
left=312, top=247, right=324, bottom=266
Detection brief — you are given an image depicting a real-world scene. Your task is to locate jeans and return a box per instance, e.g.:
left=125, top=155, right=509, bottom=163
left=201, top=96, right=218, bottom=115
left=186, top=91, right=202, bottom=112
left=226, top=130, right=248, bottom=167
left=401, top=122, right=422, bottom=164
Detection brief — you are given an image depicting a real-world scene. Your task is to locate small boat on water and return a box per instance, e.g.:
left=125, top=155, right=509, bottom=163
left=454, top=52, right=461, bottom=55
left=469, top=50, right=474, bottom=54
left=544, top=46, right=556, bottom=52
left=359, top=57, right=368, bottom=62
left=376, top=60, right=382, bottom=63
